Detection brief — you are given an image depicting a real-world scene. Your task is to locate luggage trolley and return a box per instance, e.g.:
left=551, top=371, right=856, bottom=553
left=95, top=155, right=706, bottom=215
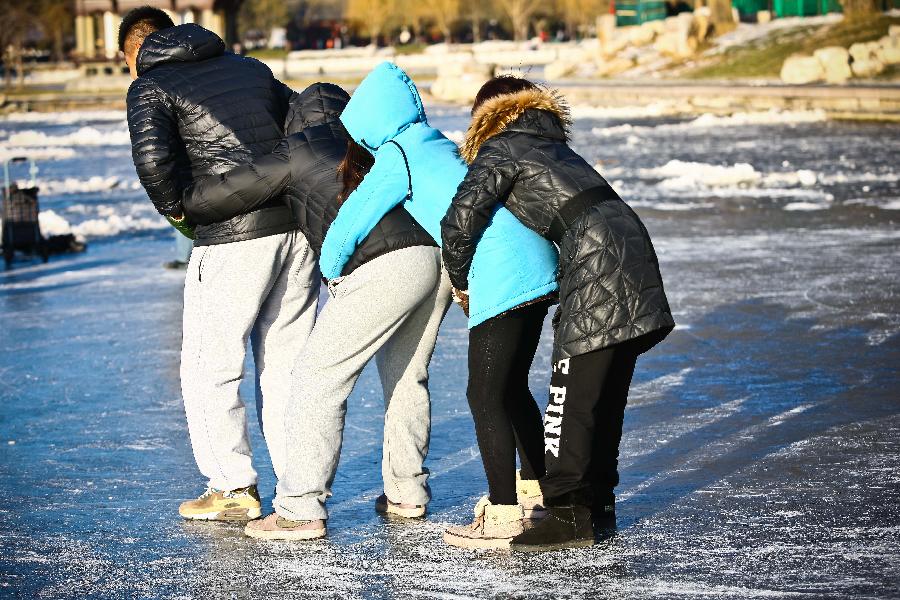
left=2, top=156, right=48, bottom=268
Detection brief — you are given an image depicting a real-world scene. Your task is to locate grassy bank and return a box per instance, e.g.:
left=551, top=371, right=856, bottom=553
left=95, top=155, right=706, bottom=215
left=685, top=14, right=900, bottom=79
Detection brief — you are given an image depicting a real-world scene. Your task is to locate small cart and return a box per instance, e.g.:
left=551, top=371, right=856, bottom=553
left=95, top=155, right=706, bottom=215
left=2, top=156, right=48, bottom=268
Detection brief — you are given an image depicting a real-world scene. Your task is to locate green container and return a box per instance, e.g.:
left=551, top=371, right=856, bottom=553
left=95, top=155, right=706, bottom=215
left=773, top=0, right=819, bottom=16
left=615, top=0, right=667, bottom=26
left=818, top=0, right=842, bottom=12
left=732, top=0, right=769, bottom=15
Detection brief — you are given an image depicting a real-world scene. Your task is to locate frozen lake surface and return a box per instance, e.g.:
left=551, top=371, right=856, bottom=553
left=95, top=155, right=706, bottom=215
left=1, top=106, right=899, bottom=599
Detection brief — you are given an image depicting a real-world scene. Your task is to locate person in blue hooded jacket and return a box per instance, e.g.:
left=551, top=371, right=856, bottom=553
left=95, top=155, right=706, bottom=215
left=318, top=62, right=560, bottom=549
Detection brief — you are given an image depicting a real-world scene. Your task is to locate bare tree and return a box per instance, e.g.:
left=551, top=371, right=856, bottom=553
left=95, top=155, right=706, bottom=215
left=496, top=0, right=543, bottom=41
left=839, top=0, right=877, bottom=19
left=239, top=0, right=293, bottom=40
left=346, top=0, right=397, bottom=46
left=422, top=0, right=461, bottom=42
left=0, top=4, right=35, bottom=89
left=557, top=0, right=607, bottom=39
left=38, top=0, right=73, bottom=63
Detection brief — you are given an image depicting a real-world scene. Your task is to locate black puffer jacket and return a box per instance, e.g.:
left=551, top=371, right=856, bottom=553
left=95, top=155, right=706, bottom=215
left=181, top=82, right=434, bottom=276
left=126, top=24, right=298, bottom=246
left=441, top=87, right=674, bottom=360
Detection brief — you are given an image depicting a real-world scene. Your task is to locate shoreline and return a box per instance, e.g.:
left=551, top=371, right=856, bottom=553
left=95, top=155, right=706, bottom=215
left=4, top=80, right=900, bottom=121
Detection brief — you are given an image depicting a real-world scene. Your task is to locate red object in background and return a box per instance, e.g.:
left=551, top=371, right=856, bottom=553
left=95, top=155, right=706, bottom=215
left=610, top=0, right=616, bottom=12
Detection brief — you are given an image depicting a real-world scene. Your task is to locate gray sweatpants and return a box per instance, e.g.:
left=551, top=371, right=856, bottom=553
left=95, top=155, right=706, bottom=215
left=181, top=230, right=320, bottom=491
left=274, top=245, right=451, bottom=521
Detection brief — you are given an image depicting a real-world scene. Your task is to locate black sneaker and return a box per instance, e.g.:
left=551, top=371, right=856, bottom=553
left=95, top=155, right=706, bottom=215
left=592, top=493, right=616, bottom=533
left=508, top=505, right=594, bottom=552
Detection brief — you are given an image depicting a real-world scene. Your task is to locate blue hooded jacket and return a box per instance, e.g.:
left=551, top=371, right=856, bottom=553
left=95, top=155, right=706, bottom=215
left=319, top=62, right=558, bottom=327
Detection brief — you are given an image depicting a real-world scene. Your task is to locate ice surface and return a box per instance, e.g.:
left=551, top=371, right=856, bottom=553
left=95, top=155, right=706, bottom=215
left=1, top=108, right=898, bottom=599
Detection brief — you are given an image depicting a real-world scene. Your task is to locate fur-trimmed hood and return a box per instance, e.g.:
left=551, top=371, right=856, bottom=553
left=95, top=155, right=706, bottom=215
left=460, top=86, right=572, bottom=163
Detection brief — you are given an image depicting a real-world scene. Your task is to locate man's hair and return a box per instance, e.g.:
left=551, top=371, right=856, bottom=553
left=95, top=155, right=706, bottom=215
left=472, top=76, right=538, bottom=114
left=118, top=6, right=175, bottom=55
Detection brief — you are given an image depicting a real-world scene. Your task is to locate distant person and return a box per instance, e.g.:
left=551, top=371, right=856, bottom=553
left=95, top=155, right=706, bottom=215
left=164, top=230, right=192, bottom=270
left=120, top=7, right=319, bottom=522
left=442, top=76, right=675, bottom=552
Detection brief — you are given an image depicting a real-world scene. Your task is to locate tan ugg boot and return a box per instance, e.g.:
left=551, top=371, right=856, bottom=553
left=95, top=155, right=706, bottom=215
left=443, top=496, right=525, bottom=549
left=516, top=471, right=547, bottom=519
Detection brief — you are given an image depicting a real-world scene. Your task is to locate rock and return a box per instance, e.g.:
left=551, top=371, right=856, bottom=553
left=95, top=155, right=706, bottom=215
left=813, top=46, right=852, bottom=84
left=757, top=10, right=772, bottom=24
left=629, top=23, right=657, bottom=46
left=544, top=60, right=578, bottom=80
left=430, top=62, right=493, bottom=102
left=693, top=7, right=712, bottom=42
left=597, top=14, right=616, bottom=41
left=595, top=56, right=635, bottom=77
left=849, top=41, right=874, bottom=62
left=601, top=34, right=630, bottom=57
left=851, top=58, right=885, bottom=78
left=878, top=35, right=900, bottom=66
left=889, top=25, right=900, bottom=39
left=654, top=30, right=698, bottom=59
left=780, top=55, right=824, bottom=84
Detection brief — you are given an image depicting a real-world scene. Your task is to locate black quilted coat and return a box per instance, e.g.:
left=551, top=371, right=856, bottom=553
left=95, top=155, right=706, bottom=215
left=181, top=82, right=434, bottom=277
left=441, top=87, right=674, bottom=360
left=126, top=24, right=298, bottom=246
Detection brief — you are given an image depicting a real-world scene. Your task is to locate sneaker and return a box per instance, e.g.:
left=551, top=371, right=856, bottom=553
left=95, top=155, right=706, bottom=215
left=178, top=486, right=261, bottom=521
left=443, top=496, right=525, bottom=550
left=509, top=505, right=595, bottom=552
left=592, top=494, right=616, bottom=533
left=375, top=493, right=426, bottom=519
left=516, top=471, right=547, bottom=519
left=244, top=513, right=327, bottom=541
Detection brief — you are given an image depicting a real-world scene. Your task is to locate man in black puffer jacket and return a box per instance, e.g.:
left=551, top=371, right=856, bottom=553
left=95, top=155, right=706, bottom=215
left=121, top=8, right=320, bottom=521
left=181, top=82, right=434, bottom=276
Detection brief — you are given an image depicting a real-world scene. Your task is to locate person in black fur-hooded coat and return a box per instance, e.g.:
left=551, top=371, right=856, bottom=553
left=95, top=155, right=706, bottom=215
left=441, top=76, right=675, bottom=552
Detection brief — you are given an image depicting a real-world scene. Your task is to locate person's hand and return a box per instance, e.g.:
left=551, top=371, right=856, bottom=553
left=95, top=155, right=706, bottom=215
left=166, top=212, right=195, bottom=240
left=452, top=287, right=469, bottom=317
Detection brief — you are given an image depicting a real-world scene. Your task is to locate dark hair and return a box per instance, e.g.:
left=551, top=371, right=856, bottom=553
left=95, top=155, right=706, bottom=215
left=472, top=75, right=538, bottom=114
left=337, top=140, right=375, bottom=204
left=118, top=6, right=175, bottom=54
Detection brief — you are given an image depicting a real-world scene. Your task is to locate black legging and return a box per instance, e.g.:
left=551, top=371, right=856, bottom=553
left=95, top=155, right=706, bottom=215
left=467, top=301, right=550, bottom=505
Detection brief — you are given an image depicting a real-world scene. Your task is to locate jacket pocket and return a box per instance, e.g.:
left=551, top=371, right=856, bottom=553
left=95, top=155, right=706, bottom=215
left=197, top=246, right=212, bottom=282
left=291, top=238, right=315, bottom=288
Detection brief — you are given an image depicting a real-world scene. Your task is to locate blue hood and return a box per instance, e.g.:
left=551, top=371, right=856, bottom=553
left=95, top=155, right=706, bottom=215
left=340, top=62, right=427, bottom=150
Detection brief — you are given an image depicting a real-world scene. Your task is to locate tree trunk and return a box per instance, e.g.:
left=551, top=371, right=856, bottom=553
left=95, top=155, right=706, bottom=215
left=840, top=0, right=877, bottom=19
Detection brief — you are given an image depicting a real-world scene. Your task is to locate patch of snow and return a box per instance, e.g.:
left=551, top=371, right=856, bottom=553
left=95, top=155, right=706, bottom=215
left=783, top=202, right=829, bottom=211
left=6, top=126, right=131, bottom=147
left=640, top=160, right=763, bottom=188
left=0, top=147, right=77, bottom=162
left=0, top=110, right=125, bottom=124
left=592, top=109, right=827, bottom=137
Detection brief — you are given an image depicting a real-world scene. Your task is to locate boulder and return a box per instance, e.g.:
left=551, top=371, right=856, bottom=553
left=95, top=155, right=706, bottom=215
left=595, top=56, right=635, bottom=77
left=757, top=10, right=772, bottom=24
left=654, top=30, right=698, bottom=58
left=780, top=55, right=824, bottom=84
left=851, top=58, right=885, bottom=78
left=849, top=41, right=875, bottom=62
left=430, top=62, right=493, bottom=103
left=878, top=35, right=900, bottom=66
left=813, top=46, right=852, bottom=84
left=544, top=60, right=578, bottom=80
left=629, top=23, right=657, bottom=46
left=693, top=7, right=712, bottom=41
left=889, top=24, right=900, bottom=39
